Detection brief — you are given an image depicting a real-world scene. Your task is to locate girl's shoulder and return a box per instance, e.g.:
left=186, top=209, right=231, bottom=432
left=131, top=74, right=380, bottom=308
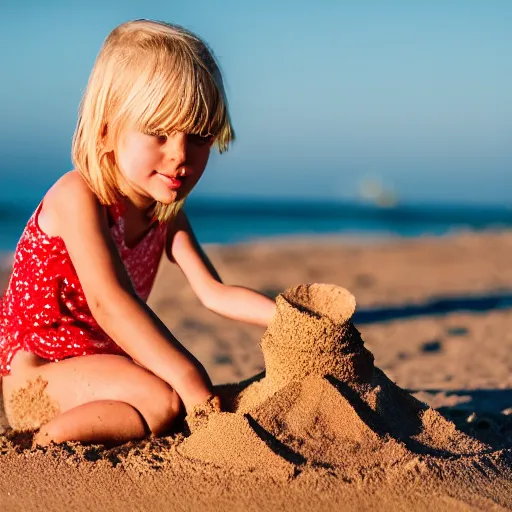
left=38, top=171, right=103, bottom=238
left=44, top=170, right=97, bottom=207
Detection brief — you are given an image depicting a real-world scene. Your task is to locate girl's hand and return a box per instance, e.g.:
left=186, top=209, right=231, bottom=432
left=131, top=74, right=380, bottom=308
left=175, top=366, right=217, bottom=413
left=185, top=395, right=222, bottom=433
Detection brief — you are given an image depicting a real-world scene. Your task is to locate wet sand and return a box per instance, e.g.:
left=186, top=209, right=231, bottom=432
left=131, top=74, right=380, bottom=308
left=0, top=230, right=511, bottom=511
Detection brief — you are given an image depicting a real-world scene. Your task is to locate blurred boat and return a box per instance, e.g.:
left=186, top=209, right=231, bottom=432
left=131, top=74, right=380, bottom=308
left=358, top=177, right=398, bottom=208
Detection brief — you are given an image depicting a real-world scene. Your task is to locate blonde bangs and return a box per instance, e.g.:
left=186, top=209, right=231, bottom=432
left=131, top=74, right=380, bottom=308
left=120, top=49, right=233, bottom=152
left=72, top=20, right=235, bottom=223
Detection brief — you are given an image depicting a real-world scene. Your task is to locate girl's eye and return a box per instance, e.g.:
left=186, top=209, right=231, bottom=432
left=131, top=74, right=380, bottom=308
left=155, top=133, right=168, bottom=143
left=146, top=131, right=168, bottom=143
left=187, top=134, right=214, bottom=146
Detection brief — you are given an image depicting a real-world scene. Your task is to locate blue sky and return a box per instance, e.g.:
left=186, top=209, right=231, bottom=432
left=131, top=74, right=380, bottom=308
left=1, top=1, right=510, bottom=205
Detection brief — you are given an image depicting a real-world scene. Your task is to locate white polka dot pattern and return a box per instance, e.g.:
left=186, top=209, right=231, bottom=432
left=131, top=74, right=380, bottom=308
left=0, top=202, right=167, bottom=375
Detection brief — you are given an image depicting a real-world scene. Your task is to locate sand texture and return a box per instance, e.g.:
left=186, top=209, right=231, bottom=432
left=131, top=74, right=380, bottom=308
left=1, top=231, right=512, bottom=511
left=4, top=376, right=60, bottom=431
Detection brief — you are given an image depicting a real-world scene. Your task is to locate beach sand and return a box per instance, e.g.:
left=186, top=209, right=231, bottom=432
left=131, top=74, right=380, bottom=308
left=1, top=231, right=511, bottom=511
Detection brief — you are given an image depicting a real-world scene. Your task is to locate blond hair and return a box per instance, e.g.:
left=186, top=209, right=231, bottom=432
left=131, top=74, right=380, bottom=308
left=72, top=19, right=235, bottom=222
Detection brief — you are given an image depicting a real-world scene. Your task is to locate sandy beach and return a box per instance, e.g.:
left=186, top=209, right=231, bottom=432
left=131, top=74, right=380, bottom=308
left=1, top=230, right=511, bottom=511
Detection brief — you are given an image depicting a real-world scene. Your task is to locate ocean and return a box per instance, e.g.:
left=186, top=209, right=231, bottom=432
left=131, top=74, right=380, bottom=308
left=1, top=197, right=511, bottom=252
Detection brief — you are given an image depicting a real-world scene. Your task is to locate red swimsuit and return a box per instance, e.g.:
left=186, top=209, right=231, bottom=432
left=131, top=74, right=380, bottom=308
left=0, top=201, right=167, bottom=376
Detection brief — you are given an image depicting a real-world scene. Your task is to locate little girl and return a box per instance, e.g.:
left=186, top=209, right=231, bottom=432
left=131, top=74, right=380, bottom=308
left=0, top=20, right=276, bottom=446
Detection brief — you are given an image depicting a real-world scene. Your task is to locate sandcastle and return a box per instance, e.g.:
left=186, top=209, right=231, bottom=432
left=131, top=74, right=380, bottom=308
left=179, top=283, right=503, bottom=481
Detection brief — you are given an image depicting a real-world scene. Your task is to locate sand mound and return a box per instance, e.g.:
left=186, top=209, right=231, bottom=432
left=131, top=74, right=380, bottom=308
left=178, top=284, right=509, bottom=487
left=178, top=412, right=295, bottom=478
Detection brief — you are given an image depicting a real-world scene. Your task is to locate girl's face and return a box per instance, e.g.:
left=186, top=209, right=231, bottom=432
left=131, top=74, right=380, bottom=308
left=113, top=127, right=213, bottom=209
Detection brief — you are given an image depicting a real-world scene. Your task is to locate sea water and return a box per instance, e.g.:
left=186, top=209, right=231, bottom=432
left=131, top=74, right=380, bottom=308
left=1, top=196, right=511, bottom=252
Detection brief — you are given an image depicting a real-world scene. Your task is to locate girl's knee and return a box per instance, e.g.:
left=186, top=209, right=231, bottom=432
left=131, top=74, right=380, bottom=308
left=143, top=386, right=182, bottom=436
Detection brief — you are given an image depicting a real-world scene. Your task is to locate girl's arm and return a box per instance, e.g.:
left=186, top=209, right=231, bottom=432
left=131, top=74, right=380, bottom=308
left=168, top=211, right=276, bottom=326
left=46, top=172, right=212, bottom=412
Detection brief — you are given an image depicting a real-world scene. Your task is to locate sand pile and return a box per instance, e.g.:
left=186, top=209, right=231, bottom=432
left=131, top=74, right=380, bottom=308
left=178, top=284, right=510, bottom=488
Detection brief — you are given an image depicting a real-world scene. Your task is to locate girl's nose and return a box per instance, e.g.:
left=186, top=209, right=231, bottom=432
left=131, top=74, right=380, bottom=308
left=164, top=132, right=188, bottom=164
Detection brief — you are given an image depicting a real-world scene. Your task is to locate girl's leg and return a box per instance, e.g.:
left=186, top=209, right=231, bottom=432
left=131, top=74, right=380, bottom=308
left=2, top=351, right=182, bottom=446
left=34, top=401, right=148, bottom=446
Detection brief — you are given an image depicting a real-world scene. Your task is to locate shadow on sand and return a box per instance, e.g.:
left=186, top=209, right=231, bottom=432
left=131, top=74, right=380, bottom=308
left=406, top=388, right=512, bottom=450
left=349, top=291, right=512, bottom=449
left=353, top=291, right=512, bottom=325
